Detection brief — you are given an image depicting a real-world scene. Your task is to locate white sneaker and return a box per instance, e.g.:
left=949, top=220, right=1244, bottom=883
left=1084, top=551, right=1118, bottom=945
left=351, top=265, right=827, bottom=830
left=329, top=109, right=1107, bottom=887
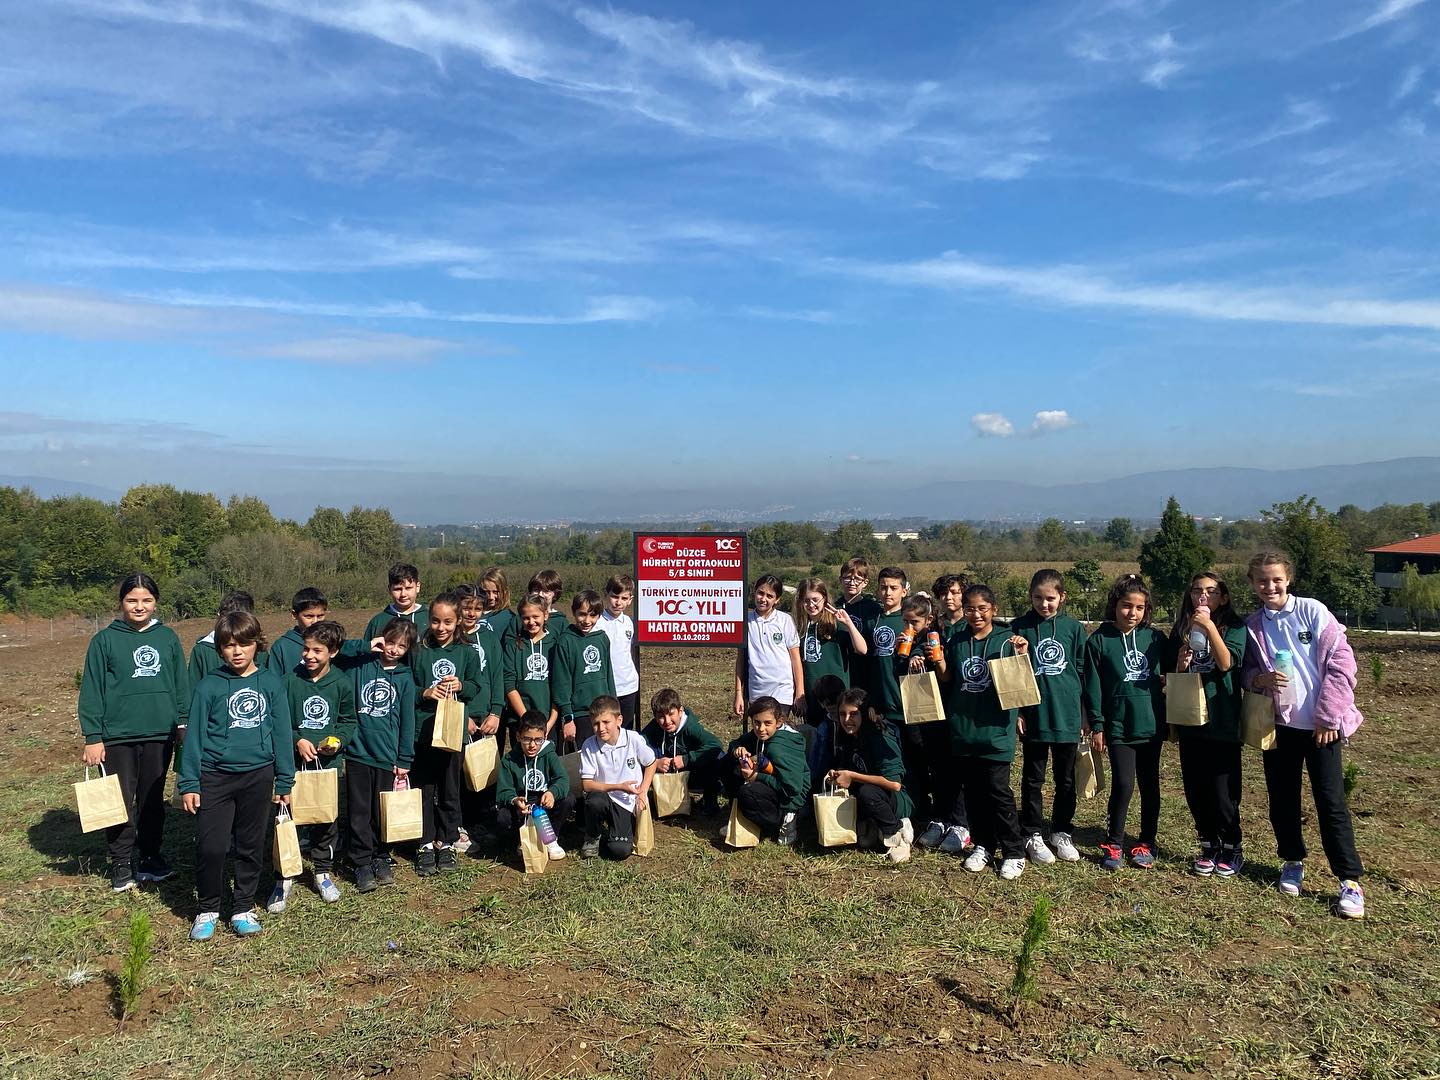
left=939, top=825, right=972, bottom=856
left=883, top=828, right=912, bottom=864
left=1025, top=833, right=1056, bottom=865
left=545, top=842, right=567, bottom=860
left=313, top=872, right=341, bottom=904
left=899, top=817, right=914, bottom=846
left=1050, top=832, right=1081, bottom=862
left=453, top=828, right=471, bottom=855
left=917, top=821, right=946, bottom=849
left=999, top=857, right=1027, bottom=881
left=963, top=845, right=991, bottom=873
left=266, top=878, right=293, bottom=914
left=777, top=813, right=799, bottom=847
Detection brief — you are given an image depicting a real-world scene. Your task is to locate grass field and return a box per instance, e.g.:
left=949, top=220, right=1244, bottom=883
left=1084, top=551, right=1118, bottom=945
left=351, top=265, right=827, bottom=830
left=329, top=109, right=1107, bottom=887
left=1, top=609, right=1437, bottom=1079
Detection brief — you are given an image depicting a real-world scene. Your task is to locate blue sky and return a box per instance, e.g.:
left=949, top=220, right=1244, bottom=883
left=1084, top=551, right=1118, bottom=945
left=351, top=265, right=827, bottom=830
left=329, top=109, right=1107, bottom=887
left=2, top=0, right=1438, bottom=522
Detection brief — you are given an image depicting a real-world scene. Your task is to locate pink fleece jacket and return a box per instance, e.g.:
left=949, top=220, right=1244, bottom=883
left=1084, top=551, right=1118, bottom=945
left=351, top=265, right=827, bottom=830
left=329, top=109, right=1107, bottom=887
left=1242, top=598, right=1364, bottom=739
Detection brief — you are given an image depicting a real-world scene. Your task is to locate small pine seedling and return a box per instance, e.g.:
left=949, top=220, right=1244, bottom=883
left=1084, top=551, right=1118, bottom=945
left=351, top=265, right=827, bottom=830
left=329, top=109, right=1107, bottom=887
left=1008, top=895, right=1052, bottom=1021
left=1344, top=762, right=1360, bottom=800
left=73, top=669, right=84, bottom=691
left=1369, top=655, right=1384, bottom=689
left=117, top=911, right=154, bottom=1020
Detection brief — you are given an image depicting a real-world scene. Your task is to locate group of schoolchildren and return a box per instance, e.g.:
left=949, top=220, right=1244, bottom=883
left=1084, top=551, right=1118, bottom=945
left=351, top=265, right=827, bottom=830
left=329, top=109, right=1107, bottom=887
left=76, top=549, right=1368, bottom=941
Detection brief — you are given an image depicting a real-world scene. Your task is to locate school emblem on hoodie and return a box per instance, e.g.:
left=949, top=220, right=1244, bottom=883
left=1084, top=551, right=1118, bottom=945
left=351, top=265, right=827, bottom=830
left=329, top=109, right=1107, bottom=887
left=803, top=634, right=823, bottom=664
left=1034, top=638, right=1067, bottom=677
left=960, top=655, right=991, bottom=693
left=582, top=644, right=602, bottom=675
left=523, top=765, right=548, bottom=792
left=431, top=658, right=457, bottom=686
left=1189, top=646, right=1216, bottom=675
left=873, top=624, right=897, bottom=657
left=300, top=695, right=331, bottom=729
left=470, top=641, right=488, bottom=672
left=228, top=688, right=266, bottom=728
left=359, top=678, right=395, bottom=717
left=1123, top=650, right=1151, bottom=683
left=132, top=644, right=161, bottom=678
left=525, top=651, right=549, bottom=681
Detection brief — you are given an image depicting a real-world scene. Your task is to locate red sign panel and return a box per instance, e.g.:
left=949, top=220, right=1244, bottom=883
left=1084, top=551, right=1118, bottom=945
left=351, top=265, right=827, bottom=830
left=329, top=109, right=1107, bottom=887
left=634, top=532, right=747, bottom=647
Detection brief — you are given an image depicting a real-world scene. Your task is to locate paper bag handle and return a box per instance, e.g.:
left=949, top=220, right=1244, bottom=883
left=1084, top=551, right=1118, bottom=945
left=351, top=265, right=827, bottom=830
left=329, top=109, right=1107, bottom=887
left=84, top=764, right=109, bottom=781
left=276, top=803, right=291, bottom=823
left=393, top=774, right=409, bottom=792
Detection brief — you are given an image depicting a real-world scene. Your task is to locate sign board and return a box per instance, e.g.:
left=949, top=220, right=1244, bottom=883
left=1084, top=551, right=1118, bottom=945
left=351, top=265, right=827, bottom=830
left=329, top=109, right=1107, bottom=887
left=634, top=532, right=747, bottom=647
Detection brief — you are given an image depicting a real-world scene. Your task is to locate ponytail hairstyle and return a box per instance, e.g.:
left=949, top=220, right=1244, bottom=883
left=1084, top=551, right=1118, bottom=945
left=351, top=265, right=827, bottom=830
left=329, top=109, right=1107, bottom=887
left=1029, top=568, right=1065, bottom=594
left=794, top=577, right=836, bottom=641
left=1247, top=550, right=1294, bottom=583
left=901, top=594, right=934, bottom=623
left=1171, top=572, right=1242, bottom=641
left=961, top=583, right=996, bottom=608
left=515, top=593, right=549, bottom=647
left=118, top=572, right=160, bottom=606
left=424, top=590, right=463, bottom=648
left=1102, top=574, right=1152, bottom=627
left=478, top=566, right=511, bottom=612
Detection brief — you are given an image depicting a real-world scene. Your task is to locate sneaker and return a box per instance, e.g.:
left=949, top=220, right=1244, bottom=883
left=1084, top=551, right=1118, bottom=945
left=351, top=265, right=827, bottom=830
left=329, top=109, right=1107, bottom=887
left=436, top=845, right=458, bottom=871
left=545, top=842, right=567, bottom=860
left=1129, top=844, right=1155, bottom=869
left=266, top=878, right=293, bottom=913
left=1050, top=832, right=1081, bottom=862
left=230, top=910, right=262, bottom=936
left=939, top=825, right=972, bottom=856
left=899, top=818, right=914, bottom=846
left=580, top=838, right=601, bottom=859
left=1193, top=846, right=1217, bottom=877
left=883, top=828, right=911, bottom=864
left=777, top=813, right=799, bottom=847
left=1215, top=847, right=1244, bottom=879
left=415, top=846, right=438, bottom=878
left=1100, top=843, right=1123, bottom=871
left=313, top=872, right=341, bottom=903
left=453, top=828, right=471, bottom=855
left=1336, top=879, right=1365, bottom=920
left=373, top=857, right=395, bottom=886
left=111, top=867, right=136, bottom=893
left=354, top=864, right=377, bottom=894
left=963, top=845, right=991, bottom=873
left=1025, top=833, right=1056, bottom=865
left=999, top=857, right=1026, bottom=881
left=917, top=821, right=947, bottom=849
left=190, top=912, right=220, bottom=941
left=1278, top=860, right=1304, bottom=896
left=135, top=854, right=174, bottom=883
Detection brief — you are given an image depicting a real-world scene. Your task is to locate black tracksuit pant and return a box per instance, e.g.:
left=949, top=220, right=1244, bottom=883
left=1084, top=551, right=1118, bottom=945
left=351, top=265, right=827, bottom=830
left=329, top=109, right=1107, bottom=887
left=1262, top=726, right=1363, bottom=880
left=345, top=760, right=396, bottom=869
left=1178, top=739, right=1243, bottom=849
left=103, top=738, right=173, bottom=871
left=195, top=765, right=274, bottom=915
left=1019, top=739, right=1078, bottom=836
left=1106, top=739, right=1163, bottom=848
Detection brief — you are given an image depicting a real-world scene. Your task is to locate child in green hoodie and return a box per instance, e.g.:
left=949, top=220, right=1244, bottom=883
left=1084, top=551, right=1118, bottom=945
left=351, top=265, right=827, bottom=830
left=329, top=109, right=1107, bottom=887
left=409, top=591, right=482, bottom=877
left=268, top=620, right=356, bottom=913
left=551, top=590, right=616, bottom=748
left=503, top=594, right=559, bottom=748
left=495, top=711, right=572, bottom=860
left=265, top=587, right=329, bottom=677
left=1083, top=575, right=1168, bottom=872
left=641, top=687, right=724, bottom=813
left=188, top=590, right=262, bottom=685
left=79, top=572, right=189, bottom=892
left=178, top=611, right=294, bottom=941
left=721, top=697, right=809, bottom=846
left=346, top=619, right=416, bottom=893
left=476, top=566, right=516, bottom=642
left=364, top=563, right=429, bottom=642
left=823, top=688, right=914, bottom=862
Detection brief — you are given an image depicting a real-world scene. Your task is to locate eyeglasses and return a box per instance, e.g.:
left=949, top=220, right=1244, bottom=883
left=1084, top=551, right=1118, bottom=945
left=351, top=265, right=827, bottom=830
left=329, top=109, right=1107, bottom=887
left=962, top=606, right=993, bottom=615
left=519, top=737, right=545, bottom=745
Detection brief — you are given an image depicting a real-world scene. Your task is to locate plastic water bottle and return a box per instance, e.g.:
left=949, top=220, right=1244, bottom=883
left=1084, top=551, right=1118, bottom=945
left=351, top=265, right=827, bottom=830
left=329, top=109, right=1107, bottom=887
left=531, top=806, right=557, bottom=846
left=1273, top=650, right=1296, bottom=708
left=1187, top=596, right=1209, bottom=655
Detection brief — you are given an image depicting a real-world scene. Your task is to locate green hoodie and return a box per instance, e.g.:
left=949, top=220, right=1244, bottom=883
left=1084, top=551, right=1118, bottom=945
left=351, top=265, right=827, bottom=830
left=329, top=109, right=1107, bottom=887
left=502, top=631, right=557, bottom=721
left=178, top=666, right=295, bottom=794
left=1009, top=611, right=1088, bottom=742
left=942, top=628, right=1019, bottom=762
left=727, top=727, right=809, bottom=814
left=545, top=610, right=569, bottom=639
left=551, top=624, right=616, bottom=719
left=641, top=708, right=723, bottom=767
left=462, top=625, right=505, bottom=720
left=347, top=658, right=416, bottom=771
left=477, top=608, right=515, bottom=643
left=799, top=621, right=856, bottom=693
left=827, top=721, right=914, bottom=821
left=409, top=637, right=482, bottom=746
left=285, top=665, right=357, bottom=761
left=189, top=633, right=270, bottom=685
left=364, top=603, right=429, bottom=644
left=1166, top=624, right=1247, bottom=743
left=867, top=610, right=908, bottom=720
left=79, top=619, right=189, bottom=745
left=266, top=626, right=307, bottom=678
left=496, top=741, right=571, bottom=805
left=1083, top=624, right=1167, bottom=744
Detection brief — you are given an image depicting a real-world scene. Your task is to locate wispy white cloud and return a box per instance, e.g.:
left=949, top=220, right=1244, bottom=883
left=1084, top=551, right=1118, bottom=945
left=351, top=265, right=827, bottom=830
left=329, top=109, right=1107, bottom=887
left=1336, top=0, right=1430, bottom=40
left=1031, top=409, right=1077, bottom=433
left=971, top=412, right=1016, bottom=438
left=969, top=409, right=1078, bottom=438
left=1393, top=65, right=1425, bottom=103
left=738, top=306, right=836, bottom=324
left=247, top=332, right=467, bottom=365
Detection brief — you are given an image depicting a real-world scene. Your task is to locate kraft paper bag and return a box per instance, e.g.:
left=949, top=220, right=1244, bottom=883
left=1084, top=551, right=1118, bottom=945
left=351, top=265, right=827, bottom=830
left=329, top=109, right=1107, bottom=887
left=633, top=801, right=655, bottom=857
left=724, top=802, right=762, bottom=849
left=989, top=650, right=1042, bottom=711
left=380, top=775, right=423, bottom=843
left=650, top=770, right=691, bottom=818
left=1241, top=691, right=1277, bottom=751
left=561, top=740, right=584, bottom=798
left=290, top=763, right=339, bottom=824
left=74, top=765, right=129, bottom=833
left=431, top=697, right=465, bottom=752
left=899, top=671, right=944, bottom=725
left=813, top=784, right=858, bottom=848
left=463, top=734, right=499, bottom=792
left=519, top=819, right=549, bottom=875
left=1165, top=672, right=1209, bottom=727
left=272, top=805, right=303, bottom=878
left=1075, top=740, right=1105, bottom=800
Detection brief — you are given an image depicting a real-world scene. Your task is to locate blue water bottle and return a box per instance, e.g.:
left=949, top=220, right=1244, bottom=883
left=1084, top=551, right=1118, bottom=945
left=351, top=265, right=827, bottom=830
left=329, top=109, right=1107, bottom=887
left=531, top=805, right=557, bottom=846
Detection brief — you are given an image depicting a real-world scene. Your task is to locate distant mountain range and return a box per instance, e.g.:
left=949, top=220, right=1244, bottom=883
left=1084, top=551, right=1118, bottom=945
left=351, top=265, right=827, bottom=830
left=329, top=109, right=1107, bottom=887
left=5, top=457, right=1438, bottom=524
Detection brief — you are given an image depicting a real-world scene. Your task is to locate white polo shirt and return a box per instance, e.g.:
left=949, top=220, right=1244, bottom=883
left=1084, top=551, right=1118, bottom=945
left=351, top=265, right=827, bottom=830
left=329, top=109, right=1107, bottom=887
left=579, top=727, right=655, bottom=812
left=598, top=610, right=639, bottom=695
left=745, top=609, right=800, bottom=705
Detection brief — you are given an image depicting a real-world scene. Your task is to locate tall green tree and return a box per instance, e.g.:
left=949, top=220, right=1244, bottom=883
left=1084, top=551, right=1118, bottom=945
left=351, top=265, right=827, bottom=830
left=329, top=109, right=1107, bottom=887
left=1138, top=497, right=1215, bottom=615
left=1103, top=517, right=1136, bottom=550
left=1035, top=518, right=1067, bottom=559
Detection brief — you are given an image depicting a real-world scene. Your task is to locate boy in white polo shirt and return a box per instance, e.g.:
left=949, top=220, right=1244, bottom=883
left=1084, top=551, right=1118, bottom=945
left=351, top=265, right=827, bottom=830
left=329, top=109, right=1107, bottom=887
left=579, top=695, right=656, bottom=859
left=599, top=575, right=641, bottom=728
left=734, top=574, right=803, bottom=716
